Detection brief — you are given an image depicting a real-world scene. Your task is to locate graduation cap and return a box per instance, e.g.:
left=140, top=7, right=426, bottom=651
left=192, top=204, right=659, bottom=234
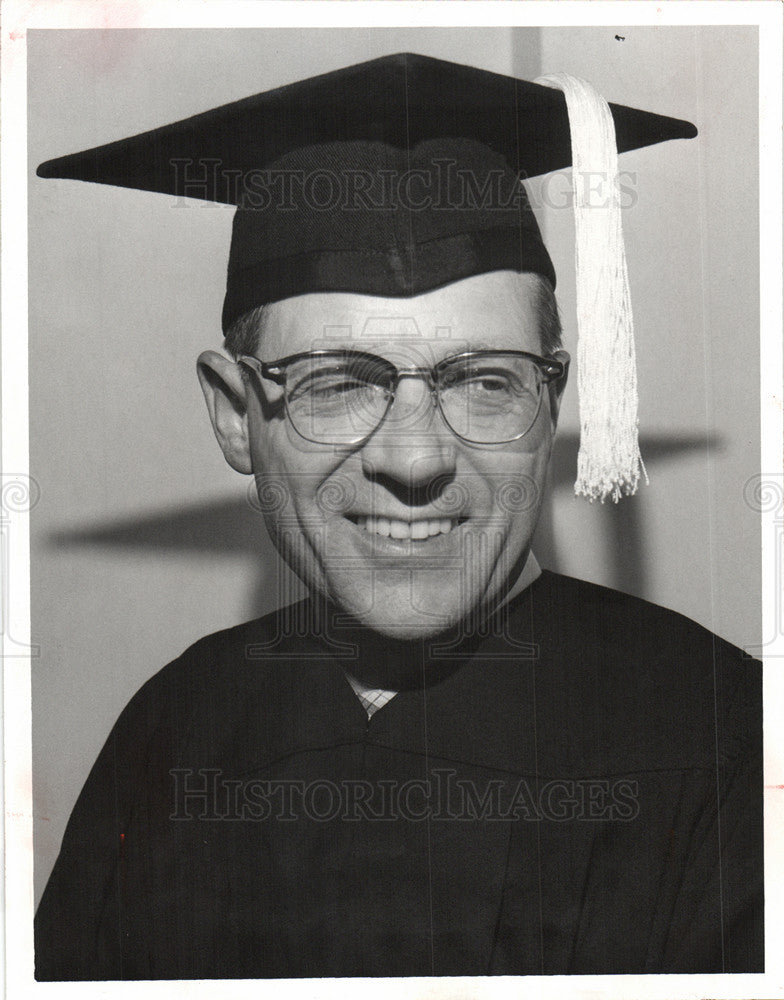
left=37, top=52, right=697, bottom=501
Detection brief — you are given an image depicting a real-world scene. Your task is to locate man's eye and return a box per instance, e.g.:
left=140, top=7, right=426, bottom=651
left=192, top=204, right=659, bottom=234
left=290, top=370, right=387, bottom=408
left=444, top=368, right=516, bottom=394
left=290, top=373, right=359, bottom=400
left=315, top=377, right=365, bottom=397
left=468, top=375, right=512, bottom=393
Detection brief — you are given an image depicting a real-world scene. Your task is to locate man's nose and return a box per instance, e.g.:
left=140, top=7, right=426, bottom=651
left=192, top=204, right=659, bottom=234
left=359, top=377, right=457, bottom=488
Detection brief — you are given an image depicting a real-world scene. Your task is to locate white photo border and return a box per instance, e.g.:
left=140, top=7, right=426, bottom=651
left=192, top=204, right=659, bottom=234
left=3, top=2, right=782, bottom=998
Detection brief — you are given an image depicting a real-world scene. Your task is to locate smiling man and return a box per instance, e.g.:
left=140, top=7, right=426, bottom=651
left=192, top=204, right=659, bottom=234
left=34, top=53, right=763, bottom=979
left=199, top=271, right=565, bottom=644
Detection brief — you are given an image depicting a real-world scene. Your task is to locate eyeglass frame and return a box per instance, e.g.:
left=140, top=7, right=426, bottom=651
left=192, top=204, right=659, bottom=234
left=238, top=348, right=569, bottom=446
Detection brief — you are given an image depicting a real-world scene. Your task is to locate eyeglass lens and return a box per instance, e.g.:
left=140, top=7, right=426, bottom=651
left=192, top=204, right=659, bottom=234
left=283, top=353, right=544, bottom=445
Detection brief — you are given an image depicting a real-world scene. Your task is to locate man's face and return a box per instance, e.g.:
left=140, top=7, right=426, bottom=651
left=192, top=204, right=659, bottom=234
left=243, top=270, right=563, bottom=640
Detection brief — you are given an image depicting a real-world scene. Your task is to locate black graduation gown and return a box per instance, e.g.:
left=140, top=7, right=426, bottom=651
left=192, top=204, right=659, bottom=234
left=34, top=571, right=763, bottom=979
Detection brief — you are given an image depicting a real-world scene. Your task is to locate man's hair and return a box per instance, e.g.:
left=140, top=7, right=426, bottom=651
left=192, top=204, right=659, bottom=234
left=223, top=273, right=562, bottom=359
left=533, top=276, right=562, bottom=355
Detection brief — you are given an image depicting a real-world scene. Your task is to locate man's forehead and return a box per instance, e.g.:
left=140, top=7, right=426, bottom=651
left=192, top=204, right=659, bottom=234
left=258, top=271, right=544, bottom=355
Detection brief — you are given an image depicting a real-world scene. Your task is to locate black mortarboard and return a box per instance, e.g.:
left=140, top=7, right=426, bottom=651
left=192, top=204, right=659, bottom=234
left=37, top=53, right=697, bottom=502
left=38, top=52, right=695, bottom=329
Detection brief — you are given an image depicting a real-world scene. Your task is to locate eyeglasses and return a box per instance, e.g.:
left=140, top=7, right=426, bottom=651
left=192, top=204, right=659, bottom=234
left=239, top=349, right=568, bottom=446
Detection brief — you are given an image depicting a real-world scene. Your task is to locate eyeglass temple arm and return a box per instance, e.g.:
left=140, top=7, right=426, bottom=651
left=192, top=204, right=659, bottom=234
left=545, top=353, right=569, bottom=383
left=238, top=356, right=286, bottom=385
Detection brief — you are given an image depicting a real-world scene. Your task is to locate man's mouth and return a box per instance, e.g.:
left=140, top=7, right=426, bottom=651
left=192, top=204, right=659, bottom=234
left=351, top=515, right=464, bottom=540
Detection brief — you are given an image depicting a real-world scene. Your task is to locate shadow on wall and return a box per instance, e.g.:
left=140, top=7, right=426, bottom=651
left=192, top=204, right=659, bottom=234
left=49, top=431, right=715, bottom=611
left=536, top=430, right=719, bottom=598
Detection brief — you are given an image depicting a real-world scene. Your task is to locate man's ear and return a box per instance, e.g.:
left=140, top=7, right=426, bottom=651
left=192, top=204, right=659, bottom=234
left=196, top=351, right=253, bottom=474
left=547, top=350, right=570, bottom=430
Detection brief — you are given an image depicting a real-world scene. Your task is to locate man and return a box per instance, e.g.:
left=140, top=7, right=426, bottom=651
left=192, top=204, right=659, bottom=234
left=34, top=52, right=763, bottom=979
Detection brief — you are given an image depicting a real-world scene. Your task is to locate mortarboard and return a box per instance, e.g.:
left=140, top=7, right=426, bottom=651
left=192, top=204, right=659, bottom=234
left=37, top=52, right=697, bottom=501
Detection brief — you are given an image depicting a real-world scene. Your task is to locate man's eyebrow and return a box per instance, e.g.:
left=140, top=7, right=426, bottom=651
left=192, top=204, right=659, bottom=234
left=432, top=341, right=513, bottom=358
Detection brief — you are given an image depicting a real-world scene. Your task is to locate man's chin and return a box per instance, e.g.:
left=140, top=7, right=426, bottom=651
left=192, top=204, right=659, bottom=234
left=326, top=585, right=483, bottom=643
left=357, top=619, right=453, bottom=642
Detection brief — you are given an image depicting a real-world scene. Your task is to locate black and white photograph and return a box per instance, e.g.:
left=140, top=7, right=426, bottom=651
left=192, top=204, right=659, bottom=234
left=2, top=2, right=782, bottom=996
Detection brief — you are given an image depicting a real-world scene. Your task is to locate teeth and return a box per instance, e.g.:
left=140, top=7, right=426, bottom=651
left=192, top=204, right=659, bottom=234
left=357, top=516, right=460, bottom=539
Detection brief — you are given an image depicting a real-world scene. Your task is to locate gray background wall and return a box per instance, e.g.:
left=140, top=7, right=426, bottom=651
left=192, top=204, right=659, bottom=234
left=29, top=26, right=760, bottom=904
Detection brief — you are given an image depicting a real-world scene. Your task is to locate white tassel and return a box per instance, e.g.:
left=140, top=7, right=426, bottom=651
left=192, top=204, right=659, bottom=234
left=534, top=73, right=647, bottom=502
